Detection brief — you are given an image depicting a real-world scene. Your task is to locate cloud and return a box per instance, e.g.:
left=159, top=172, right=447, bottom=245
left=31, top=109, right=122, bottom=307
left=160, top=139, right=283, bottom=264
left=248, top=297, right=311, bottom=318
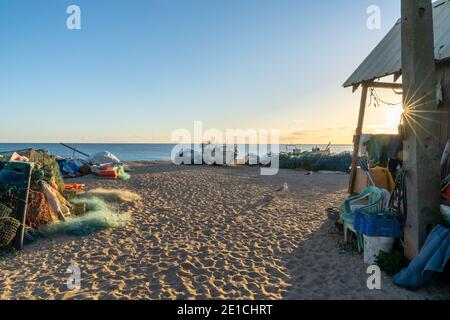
left=281, top=126, right=354, bottom=143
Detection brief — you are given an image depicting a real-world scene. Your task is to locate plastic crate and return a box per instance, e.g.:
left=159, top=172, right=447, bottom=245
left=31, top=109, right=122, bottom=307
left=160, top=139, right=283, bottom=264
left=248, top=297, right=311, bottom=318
left=354, top=211, right=401, bottom=238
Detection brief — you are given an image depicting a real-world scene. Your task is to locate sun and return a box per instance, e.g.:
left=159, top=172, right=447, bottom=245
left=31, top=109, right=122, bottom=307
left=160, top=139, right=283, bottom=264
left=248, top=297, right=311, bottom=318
left=386, top=106, right=404, bottom=132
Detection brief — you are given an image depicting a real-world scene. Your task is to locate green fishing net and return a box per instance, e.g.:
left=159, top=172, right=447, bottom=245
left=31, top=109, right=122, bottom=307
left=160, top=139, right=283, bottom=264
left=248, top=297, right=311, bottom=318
left=28, top=149, right=65, bottom=192
left=42, top=197, right=130, bottom=236
left=71, top=196, right=109, bottom=211
left=117, top=165, right=130, bottom=181
left=0, top=149, right=65, bottom=193
left=366, top=135, right=398, bottom=168
left=279, top=152, right=352, bottom=172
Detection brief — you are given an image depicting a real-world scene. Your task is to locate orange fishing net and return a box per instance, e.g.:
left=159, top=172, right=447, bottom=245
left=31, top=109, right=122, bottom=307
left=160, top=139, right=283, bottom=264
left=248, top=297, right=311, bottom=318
left=26, top=190, right=58, bottom=229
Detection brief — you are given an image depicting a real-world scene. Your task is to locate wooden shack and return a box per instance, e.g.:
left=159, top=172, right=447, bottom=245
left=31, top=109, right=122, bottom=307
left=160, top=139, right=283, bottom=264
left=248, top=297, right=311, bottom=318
left=344, top=0, right=450, bottom=257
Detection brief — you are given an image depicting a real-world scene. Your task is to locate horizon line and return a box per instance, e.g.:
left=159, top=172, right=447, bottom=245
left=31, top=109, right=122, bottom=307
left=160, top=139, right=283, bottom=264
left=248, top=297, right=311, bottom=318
left=0, top=142, right=354, bottom=145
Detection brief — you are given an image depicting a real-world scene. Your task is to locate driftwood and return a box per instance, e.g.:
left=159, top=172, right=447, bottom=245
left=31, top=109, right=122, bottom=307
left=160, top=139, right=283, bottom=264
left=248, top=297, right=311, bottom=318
left=41, top=182, right=71, bottom=222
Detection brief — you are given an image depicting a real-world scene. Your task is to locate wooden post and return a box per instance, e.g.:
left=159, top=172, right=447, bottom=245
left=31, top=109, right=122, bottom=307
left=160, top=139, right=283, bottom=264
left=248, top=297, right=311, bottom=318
left=13, top=163, right=33, bottom=251
left=348, top=84, right=369, bottom=194
left=401, top=0, right=441, bottom=259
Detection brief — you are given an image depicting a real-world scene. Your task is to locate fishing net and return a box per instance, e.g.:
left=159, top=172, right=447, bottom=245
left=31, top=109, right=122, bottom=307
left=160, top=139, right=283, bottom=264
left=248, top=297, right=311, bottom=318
left=71, top=196, right=109, bottom=211
left=42, top=197, right=130, bottom=236
left=117, top=165, right=130, bottom=181
left=314, top=152, right=353, bottom=172
left=279, top=154, right=291, bottom=169
left=72, top=203, right=86, bottom=216
left=84, top=188, right=141, bottom=203
left=0, top=149, right=65, bottom=194
left=11, top=149, right=65, bottom=193
left=366, top=135, right=399, bottom=168
left=26, top=190, right=57, bottom=229
left=23, top=228, right=44, bottom=245
left=1, top=149, right=68, bottom=228
left=280, top=152, right=352, bottom=172
left=0, top=162, right=25, bottom=247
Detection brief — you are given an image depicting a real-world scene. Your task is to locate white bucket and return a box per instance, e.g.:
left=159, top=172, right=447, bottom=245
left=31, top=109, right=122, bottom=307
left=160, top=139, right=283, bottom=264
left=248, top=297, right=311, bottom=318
left=363, top=235, right=395, bottom=265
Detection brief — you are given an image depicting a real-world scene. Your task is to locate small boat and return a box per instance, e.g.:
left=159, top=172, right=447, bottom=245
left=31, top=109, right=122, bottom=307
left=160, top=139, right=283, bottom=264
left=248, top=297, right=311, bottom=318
left=285, top=144, right=302, bottom=155
left=310, top=141, right=332, bottom=156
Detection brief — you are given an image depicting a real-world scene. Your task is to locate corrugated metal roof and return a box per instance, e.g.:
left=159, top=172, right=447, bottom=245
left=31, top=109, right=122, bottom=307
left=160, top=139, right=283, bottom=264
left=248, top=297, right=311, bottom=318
left=343, top=0, right=450, bottom=88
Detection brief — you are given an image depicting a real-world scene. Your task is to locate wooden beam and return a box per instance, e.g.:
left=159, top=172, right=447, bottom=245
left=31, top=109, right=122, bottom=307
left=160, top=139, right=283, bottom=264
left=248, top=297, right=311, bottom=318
left=401, top=0, right=441, bottom=259
left=348, top=84, right=369, bottom=194
left=367, top=81, right=403, bottom=90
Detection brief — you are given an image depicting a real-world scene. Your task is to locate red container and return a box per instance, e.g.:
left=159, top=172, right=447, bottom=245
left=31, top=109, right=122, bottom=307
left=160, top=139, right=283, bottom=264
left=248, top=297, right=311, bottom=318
left=97, top=168, right=118, bottom=179
left=64, top=183, right=85, bottom=192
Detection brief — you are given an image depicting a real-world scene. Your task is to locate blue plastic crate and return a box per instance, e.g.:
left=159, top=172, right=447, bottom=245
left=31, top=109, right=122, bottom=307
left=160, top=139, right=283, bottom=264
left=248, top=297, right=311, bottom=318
left=354, top=211, right=401, bottom=238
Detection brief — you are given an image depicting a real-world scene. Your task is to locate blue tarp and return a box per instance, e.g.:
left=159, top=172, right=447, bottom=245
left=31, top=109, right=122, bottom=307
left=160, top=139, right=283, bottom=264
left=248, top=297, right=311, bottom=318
left=394, top=225, right=450, bottom=290
left=58, top=159, right=82, bottom=177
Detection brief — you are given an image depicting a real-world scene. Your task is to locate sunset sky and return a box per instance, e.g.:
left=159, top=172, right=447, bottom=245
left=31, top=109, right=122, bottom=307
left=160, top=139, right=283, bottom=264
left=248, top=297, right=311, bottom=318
left=0, top=0, right=404, bottom=144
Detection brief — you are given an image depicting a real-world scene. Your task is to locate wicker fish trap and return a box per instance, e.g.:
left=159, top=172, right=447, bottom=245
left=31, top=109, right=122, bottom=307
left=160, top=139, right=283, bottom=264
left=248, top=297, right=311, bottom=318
left=0, top=203, right=13, bottom=218
left=0, top=216, right=20, bottom=247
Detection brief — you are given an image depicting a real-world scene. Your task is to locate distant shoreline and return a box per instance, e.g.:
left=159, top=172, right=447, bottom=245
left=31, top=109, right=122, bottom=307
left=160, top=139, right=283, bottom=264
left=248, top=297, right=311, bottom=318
left=0, top=143, right=353, bottom=146
left=0, top=143, right=354, bottom=162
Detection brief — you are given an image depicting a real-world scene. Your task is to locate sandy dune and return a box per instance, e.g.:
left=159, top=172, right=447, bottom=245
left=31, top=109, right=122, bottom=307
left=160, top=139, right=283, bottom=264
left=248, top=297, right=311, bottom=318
left=0, top=161, right=448, bottom=300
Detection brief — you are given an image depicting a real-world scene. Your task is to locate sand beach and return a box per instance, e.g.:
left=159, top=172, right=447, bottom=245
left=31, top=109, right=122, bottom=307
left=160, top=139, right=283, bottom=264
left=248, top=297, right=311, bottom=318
left=0, top=161, right=446, bottom=300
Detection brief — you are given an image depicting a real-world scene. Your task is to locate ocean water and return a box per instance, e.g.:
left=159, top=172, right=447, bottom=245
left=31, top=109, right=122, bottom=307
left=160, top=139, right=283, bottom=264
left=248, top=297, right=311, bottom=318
left=0, top=143, right=353, bottom=161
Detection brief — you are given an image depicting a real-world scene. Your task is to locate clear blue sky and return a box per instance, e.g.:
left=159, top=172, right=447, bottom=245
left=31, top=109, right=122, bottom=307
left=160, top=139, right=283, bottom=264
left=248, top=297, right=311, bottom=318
left=0, top=0, right=401, bottom=143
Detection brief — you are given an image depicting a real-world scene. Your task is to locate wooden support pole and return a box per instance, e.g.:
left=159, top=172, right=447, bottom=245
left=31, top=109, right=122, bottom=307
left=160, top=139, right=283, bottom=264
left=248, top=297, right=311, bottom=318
left=13, top=163, right=33, bottom=251
left=348, top=84, right=369, bottom=194
left=401, top=0, right=441, bottom=259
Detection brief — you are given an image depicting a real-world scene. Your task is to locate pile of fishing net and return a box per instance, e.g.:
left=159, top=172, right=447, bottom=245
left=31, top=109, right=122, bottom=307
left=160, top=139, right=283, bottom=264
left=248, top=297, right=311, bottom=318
left=26, top=151, right=69, bottom=228
left=0, top=160, right=46, bottom=248
left=26, top=190, right=56, bottom=229
left=314, top=152, right=352, bottom=172
left=42, top=196, right=131, bottom=236
left=85, top=188, right=141, bottom=202
left=0, top=148, right=137, bottom=247
left=41, top=189, right=140, bottom=236
left=20, top=149, right=65, bottom=193
left=279, top=152, right=353, bottom=172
